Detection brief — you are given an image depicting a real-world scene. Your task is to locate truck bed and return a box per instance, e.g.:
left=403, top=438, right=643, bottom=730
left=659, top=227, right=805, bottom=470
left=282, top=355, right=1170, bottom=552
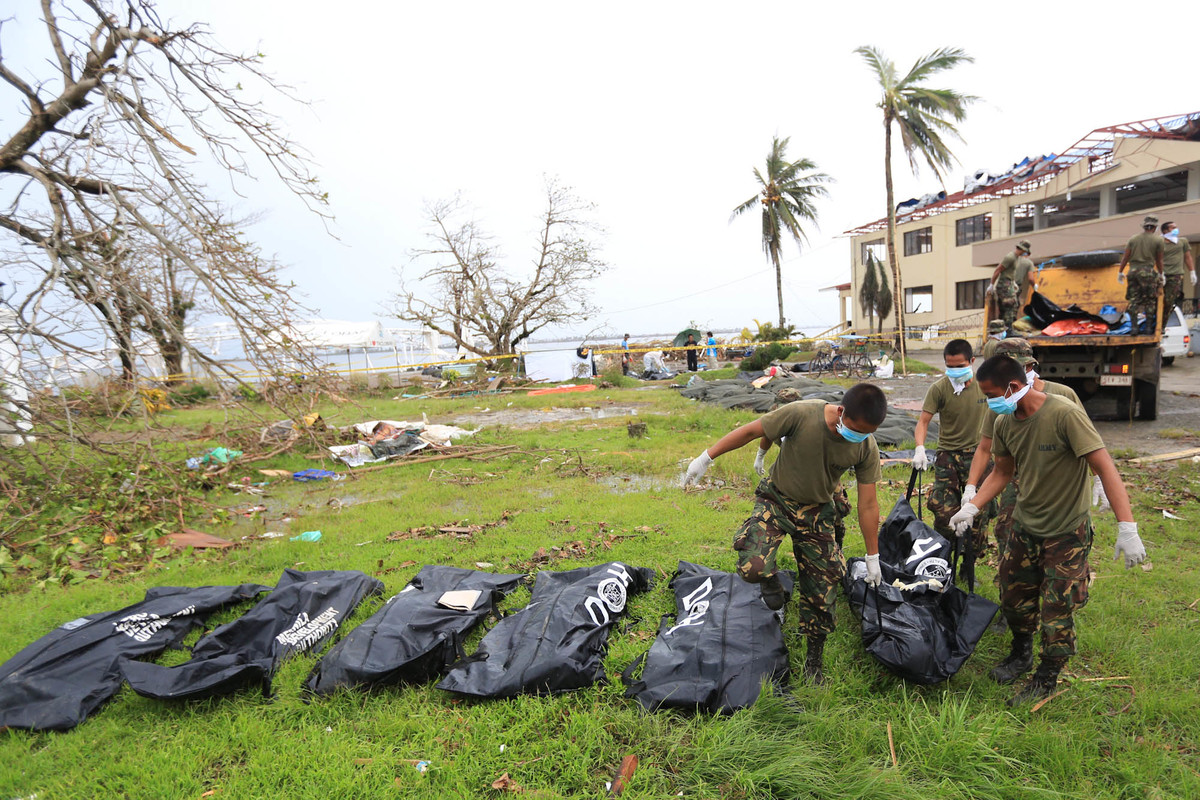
left=1026, top=333, right=1160, bottom=347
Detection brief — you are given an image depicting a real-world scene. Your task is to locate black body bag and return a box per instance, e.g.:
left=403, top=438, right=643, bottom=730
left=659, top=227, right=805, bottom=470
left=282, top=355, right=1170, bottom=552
left=304, top=566, right=525, bottom=696
left=437, top=561, right=653, bottom=698
left=0, top=582, right=268, bottom=731
left=844, top=470, right=998, bottom=685
left=622, top=561, right=792, bottom=713
left=120, top=569, right=383, bottom=700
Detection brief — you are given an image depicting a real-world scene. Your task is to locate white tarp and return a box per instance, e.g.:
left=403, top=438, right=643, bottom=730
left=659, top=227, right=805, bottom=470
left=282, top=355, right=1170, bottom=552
left=521, top=348, right=592, bottom=383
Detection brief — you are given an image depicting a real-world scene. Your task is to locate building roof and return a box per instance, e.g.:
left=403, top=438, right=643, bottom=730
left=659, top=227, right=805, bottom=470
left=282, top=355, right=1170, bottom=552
left=820, top=282, right=852, bottom=292
left=845, top=111, right=1200, bottom=236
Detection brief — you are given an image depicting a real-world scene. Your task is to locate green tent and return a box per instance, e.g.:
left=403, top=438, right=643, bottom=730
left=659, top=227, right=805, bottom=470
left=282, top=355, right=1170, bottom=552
left=672, top=328, right=703, bottom=348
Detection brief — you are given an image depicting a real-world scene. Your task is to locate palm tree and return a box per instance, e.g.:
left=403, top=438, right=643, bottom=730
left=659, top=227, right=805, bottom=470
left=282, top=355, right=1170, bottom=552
left=731, top=136, right=832, bottom=329
left=858, top=251, right=880, bottom=333
left=855, top=46, right=975, bottom=373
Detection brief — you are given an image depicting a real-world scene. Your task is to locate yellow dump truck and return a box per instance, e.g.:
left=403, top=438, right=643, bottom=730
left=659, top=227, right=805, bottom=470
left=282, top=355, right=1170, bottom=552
left=1002, top=255, right=1164, bottom=420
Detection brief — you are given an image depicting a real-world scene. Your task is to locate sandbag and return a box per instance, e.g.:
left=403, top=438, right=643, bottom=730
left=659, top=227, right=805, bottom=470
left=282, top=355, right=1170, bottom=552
left=623, top=562, right=791, bottom=713
left=121, top=569, right=383, bottom=700
left=0, top=583, right=268, bottom=731
left=304, top=566, right=525, bottom=696
left=843, top=471, right=997, bottom=684
left=437, top=562, right=653, bottom=698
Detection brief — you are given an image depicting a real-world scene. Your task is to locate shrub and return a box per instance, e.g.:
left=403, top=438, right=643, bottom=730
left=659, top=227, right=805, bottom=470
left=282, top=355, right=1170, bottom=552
left=740, top=343, right=798, bottom=372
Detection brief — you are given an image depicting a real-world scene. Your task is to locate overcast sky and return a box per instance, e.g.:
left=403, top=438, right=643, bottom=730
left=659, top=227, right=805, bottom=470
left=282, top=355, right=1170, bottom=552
left=35, top=0, right=1200, bottom=341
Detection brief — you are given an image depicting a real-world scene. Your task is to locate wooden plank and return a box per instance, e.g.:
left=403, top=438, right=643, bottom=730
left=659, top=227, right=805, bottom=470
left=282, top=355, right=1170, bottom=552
left=1128, top=447, right=1200, bottom=464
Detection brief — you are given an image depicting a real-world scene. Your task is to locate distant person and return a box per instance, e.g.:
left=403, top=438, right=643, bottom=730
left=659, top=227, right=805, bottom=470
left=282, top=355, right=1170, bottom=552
left=621, top=333, right=632, bottom=376
left=1117, top=215, right=1165, bottom=334
left=1161, top=221, right=1195, bottom=323
left=952, top=355, right=1144, bottom=706
left=643, top=349, right=667, bottom=374
left=989, top=240, right=1033, bottom=329
left=684, top=334, right=699, bottom=371
left=982, top=319, right=1007, bottom=359
left=680, top=383, right=887, bottom=685
left=705, top=331, right=719, bottom=370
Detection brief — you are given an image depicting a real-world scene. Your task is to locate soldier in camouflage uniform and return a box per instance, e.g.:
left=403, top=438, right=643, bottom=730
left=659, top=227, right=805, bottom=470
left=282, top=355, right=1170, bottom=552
left=1118, top=215, right=1165, bottom=334
left=682, top=384, right=888, bottom=685
left=911, top=339, right=994, bottom=560
left=951, top=355, right=1145, bottom=706
left=989, top=240, right=1034, bottom=329
left=1161, top=221, right=1196, bottom=322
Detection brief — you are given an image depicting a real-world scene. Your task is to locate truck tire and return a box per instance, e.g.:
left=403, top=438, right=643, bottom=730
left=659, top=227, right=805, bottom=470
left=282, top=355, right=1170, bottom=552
left=1163, top=356, right=1175, bottom=366
left=1137, top=379, right=1158, bottom=421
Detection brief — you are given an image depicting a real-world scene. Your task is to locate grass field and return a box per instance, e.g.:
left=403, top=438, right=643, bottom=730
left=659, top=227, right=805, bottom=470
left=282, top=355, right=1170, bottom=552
left=1, top=381, right=1198, bottom=799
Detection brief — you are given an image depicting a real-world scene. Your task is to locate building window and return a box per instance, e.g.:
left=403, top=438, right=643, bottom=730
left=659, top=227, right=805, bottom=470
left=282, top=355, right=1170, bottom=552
left=1043, top=192, right=1100, bottom=228
left=903, top=227, right=933, bottom=256
left=905, top=285, right=933, bottom=314
left=861, top=238, right=886, bottom=266
left=1115, top=170, right=1188, bottom=215
left=956, top=279, right=989, bottom=310
left=955, top=214, right=992, bottom=246
left=1012, top=203, right=1035, bottom=234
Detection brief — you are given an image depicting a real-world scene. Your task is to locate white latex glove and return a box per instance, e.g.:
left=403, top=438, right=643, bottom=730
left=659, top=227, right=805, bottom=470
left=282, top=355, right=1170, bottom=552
left=1115, top=521, right=1146, bottom=568
left=1159, top=272, right=1167, bottom=287
left=1091, top=474, right=1111, bottom=512
left=949, top=502, right=980, bottom=538
left=864, top=554, right=882, bottom=587
left=1117, top=271, right=1126, bottom=284
left=911, top=445, right=931, bottom=471
left=682, top=450, right=713, bottom=488
left=962, top=484, right=977, bottom=505
left=1191, top=271, right=1198, bottom=287
left=754, top=447, right=767, bottom=477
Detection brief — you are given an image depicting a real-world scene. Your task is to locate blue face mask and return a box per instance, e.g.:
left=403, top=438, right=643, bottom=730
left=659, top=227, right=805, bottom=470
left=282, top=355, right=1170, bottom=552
left=986, top=382, right=1031, bottom=415
left=837, top=413, right=871, bottom=443
left=945, top=366, right=973, bottom=381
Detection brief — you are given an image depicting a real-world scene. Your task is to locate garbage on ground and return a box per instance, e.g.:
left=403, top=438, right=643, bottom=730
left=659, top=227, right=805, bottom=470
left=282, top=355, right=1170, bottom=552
left=290, top=531, right=322, bottom=542
left=260, top=413, right=325, bottom=444
left=293, top=469, right=340, bottom=482
left=156, top=529, right=235, bottom=549
left=201, top=447, right=243, bottom=465
left=415, top=761, right=431, bottom=773
left=330, top=417, right=479, bottom=467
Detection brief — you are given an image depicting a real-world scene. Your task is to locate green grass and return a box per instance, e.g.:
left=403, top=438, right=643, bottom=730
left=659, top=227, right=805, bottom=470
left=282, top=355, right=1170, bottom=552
left=2, top=385, right=1199, bottom=798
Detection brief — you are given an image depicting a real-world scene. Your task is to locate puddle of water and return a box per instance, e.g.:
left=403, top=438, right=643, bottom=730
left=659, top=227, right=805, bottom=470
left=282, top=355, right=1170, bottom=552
left=597, top=473, right=673, bottom=494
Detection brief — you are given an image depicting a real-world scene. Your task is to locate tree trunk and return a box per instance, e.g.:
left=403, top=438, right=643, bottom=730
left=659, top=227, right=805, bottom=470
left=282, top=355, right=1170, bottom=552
left=884, top=115, right=908, bottom=375
left=774, top=253, right=785, bottom=329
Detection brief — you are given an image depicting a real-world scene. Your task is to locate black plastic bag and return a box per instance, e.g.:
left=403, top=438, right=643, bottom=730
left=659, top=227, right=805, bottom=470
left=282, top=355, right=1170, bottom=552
left=844, top=471, right=997, bottom=684
left=437, top=562, right=653, bottom=698
left=121, top=569, right=383, bottom=700
left=369, top=432, right=426, bottom=460
left=623, top=561, right=792, bottom=713
left=304, top=566, right=525, bottom=696
left=0, top=583, right=268, bottom=731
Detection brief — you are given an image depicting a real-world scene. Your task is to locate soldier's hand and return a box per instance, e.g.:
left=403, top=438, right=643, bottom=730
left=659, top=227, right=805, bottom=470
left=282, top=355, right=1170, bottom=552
left=1091, top=475, right=1111, bottom=512
left=1191, top=271, right=1198, bottom=287
left=1114, top=521, right=1146, bottom=568
left=962, top=484, right=977, bottom=504
left=911, top=445, right=931, bottom=471
left=1117, top=271, right=1126, bottom=284
left=949, top=502, right=979, bottom=537
left=1159, top=272, right=1167, bottom=288
left=682, top=450, right=713, bottom=488
left=864, top=553, right=882, bottom=587
left=753, top=447, right=767, bottom=477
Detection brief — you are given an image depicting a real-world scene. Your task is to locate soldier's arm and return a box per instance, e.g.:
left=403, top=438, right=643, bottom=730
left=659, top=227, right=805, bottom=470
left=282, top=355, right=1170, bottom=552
left=1085, top=449, right=1134, bottom=523
left=757, top=436, right=773, bottom=454
left=1187, top=247, right=1196, bottom=273
left=1117, top=246, right=1131, bottom=272
left=967, top=436, right=993, bottom=487
left=706, top=419, right=766, bottom=459
left=913, top=410, right=934, bottom=447
left=972, top=453, right=1013, bottom=509
left=856, top=481, right=880, bottom=556
left=1156, top=248, right=1165, bottom=273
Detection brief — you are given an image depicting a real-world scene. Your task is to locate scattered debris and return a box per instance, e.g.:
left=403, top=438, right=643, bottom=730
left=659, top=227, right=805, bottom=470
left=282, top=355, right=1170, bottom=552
left=156, top=529, right=235, bottom=550
left=290, top=531, right=322, bottom=542
left=258, top=469, right=293, bottom=478
left=386, top=511, right=520, bottom=542
left=293, top=469, right=340, bottom=482
left=1162, top=510, right=1186, bottom=520
left=608, top=754, right=638, bottom=796
left=492, top=772, right=523, bottom=793
left=627, top=421, right=647, bottom=438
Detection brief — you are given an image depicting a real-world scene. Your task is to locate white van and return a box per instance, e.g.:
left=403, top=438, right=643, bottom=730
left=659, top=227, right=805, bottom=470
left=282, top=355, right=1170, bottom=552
left=1161, top=307, right=1190, bottom=366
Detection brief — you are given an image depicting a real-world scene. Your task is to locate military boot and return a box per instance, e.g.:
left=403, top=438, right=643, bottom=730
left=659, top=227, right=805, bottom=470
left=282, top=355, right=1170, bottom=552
left=759, top=573, right=786, bottom=611
left=1007, top=657, right=1067, bottom=707
left=989, top=633, right=1034, bottom=685
left=803, top=634, right=826, bottom=686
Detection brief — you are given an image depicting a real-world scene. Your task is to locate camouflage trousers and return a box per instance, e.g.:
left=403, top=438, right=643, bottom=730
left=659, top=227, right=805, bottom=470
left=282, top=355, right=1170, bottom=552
left=925, top=448, right=994, bottom=557
left=1126, top=265, right=1161, bottom=333
left=999, top=518, right=1092, bottom=660
left=1164, top=274, right=1185, bottom=323
left=995, top=277, right=1020, bottom=327
left=733, top=480, right=848, bottom=635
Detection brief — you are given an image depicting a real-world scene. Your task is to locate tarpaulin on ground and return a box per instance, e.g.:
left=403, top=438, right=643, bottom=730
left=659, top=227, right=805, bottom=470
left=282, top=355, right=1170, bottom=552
left=120, top=569, right=383, bottom=701
left=622, top=562, right=792, bottom=714
left=843, top=471, right=997, bottom=684
left=0, top=583, right=268, bottom=731
left=437, top=562, right=653, bottom=698
left=304, top=566, right=525, bottom=696
left=678, top=375, right=936, bottom=445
